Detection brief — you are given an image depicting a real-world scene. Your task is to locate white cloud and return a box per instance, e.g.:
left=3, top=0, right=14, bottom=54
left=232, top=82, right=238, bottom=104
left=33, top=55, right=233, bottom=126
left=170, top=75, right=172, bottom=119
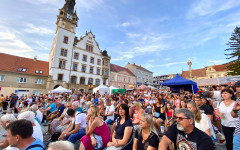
left=0, top=26, right=34, bottom=58
left=126, top=33, right=142, bottom=38
left=35, top=41, right=50, bottom=50
left=121, top=22, right=131, bottom=27
left=24, top=23, right=54, bottom=35
left=187, top=0, right=240, bottom=19
left=119, top=42, right=125, bottom=44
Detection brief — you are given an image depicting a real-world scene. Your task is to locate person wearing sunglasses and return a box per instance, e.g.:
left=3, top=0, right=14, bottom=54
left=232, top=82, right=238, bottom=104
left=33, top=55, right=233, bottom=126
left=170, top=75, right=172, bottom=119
left=159, top=108, right=214, bottom=150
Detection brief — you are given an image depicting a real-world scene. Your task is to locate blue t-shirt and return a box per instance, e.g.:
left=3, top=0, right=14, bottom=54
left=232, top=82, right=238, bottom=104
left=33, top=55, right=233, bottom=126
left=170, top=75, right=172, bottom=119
left=94, top=98, right=98, bottom=105
left=58, top=104, right=65, bottom=117
left=49, top=103, right=57, bottom=113
left=23, top=138, right=44, bottom=150
left=76, top=107, right=83, bottom=113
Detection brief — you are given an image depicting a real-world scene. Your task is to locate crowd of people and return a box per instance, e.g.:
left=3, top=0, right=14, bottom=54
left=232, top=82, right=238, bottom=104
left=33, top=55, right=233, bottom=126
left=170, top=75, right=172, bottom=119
left=0, top=80, right=239, bottom=150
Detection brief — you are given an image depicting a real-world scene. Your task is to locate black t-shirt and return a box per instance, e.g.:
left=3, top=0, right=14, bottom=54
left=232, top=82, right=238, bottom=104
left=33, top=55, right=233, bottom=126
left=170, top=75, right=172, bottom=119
left=135, top=130, right=159, bottom=150
left=165, top=124, right=214, bottom=150
left=115, top=118, right=133, bottom=149
left=199, top=104, right=213, bottom=115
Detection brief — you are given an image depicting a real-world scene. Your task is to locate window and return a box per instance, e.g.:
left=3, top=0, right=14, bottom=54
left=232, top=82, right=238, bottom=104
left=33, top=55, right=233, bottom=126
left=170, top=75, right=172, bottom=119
left=16, top=77, right=26, bottom=83
left=102, top=60, right=105, bottom=65
left=118, top=85, right=121, bottom=89
left=112, top=75, right=114, bottom=81
left=88, top=78, right=93, bottom=85
left=128, top=77, right=130, bottom=83
left=60, top=49, right=68, bottom=57
left=0, top=75, right=4, bottom=81
left=95, top=79, right=100, bottom=85
left=35, top=79, right=44, bottom=84
left=17, top=68, right=27, bottom=72
left=57, top=74, right=63, bottom=81
left=105, top=60, right=108, bottom=66
left=35, top=70, right=43, bottom=74
left=70, top=76, right=77, bottom=84
left=63, top=36, right=69, bottom=44
left=80, top=77, right=85, bottom=84
left=81, top=65, right=86, bottom=72
left=118, top=76, right=121, bottom=81
left=97, top=59, right=101, bottom=65
left=73, top=63, right=78, bottom=71
left=124, top=77, right=126, bottom=82
left=59, top=60, right=66, bottom=69
left=90, top=57, right=94, bottom=64
left=33, top=90, right=42, bottom=96
left=90, top=67, right=93, bottom=74
left=86, top=44, right=93, bottom=52
left=82, top=55, right=87, bottom=62
left=123, top=85, right=126, bottom=89
left=74, top=52, right=79, bottom=59
left=97, top=68, right=100, bottom=75
left=105, top=69, right=108, bottom=76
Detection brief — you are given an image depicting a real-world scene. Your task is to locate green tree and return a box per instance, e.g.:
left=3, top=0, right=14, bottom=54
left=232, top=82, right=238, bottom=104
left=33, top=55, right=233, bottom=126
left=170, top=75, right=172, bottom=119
left=225, top=26, right=240, bottom=75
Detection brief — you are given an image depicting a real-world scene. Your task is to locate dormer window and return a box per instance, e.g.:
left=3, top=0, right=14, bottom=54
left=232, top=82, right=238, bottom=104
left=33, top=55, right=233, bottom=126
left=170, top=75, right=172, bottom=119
left=18, top=68, right=27, bottom=72
left=36, top=70, right=39, bottom=73
left=39, top=71, right=43, bottom=74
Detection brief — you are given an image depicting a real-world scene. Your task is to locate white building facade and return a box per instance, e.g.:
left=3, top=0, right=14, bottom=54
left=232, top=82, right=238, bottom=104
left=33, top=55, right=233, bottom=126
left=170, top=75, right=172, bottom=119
left=48, top=0, right=110, bottom=92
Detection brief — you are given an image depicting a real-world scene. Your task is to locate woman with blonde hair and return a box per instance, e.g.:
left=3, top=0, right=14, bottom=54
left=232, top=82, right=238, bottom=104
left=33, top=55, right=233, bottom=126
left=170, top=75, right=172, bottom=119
left=132, top=102, right=145, bottom=125
left=79, top=105, right=110, bottom=150
left=133, top=113, right=159, bottom=150
left=187, top=101, right=215, bottom=140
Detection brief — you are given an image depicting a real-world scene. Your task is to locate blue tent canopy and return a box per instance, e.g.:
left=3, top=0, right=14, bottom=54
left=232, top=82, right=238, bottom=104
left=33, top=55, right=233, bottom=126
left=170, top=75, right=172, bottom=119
left=160, top=74, right=198, bottom=94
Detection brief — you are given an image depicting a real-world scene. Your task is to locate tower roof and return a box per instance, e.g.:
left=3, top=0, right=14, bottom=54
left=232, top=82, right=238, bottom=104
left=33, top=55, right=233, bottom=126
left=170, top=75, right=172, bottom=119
left=62, top=0, right=76, bottom=14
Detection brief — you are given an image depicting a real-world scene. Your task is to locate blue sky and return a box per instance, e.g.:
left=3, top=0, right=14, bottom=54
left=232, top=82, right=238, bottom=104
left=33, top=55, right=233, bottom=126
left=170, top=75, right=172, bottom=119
left=0, top=0, right=240, bottom=76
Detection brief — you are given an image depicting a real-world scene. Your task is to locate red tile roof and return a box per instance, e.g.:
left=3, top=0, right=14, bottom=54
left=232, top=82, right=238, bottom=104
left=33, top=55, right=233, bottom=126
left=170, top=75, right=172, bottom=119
left=110, top=64, right=135, bottom=76
left=0, top=53, right=49, bottom=76
left=181, top=68, right=206, bottom=78
left=212, top=63, right=229, bottom=71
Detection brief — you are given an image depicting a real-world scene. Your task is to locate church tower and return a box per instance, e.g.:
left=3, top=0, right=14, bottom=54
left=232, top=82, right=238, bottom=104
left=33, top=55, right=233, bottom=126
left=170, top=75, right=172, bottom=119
left=48, top=0, right=78, bottom=89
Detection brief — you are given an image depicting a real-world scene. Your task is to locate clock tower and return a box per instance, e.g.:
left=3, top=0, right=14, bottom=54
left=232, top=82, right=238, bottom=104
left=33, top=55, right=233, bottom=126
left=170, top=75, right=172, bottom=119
left=48, top=0, right=78, bottom=90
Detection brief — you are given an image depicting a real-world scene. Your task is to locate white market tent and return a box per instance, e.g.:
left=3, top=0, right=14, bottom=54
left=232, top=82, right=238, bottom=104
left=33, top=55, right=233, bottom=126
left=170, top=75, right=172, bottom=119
left=93, top=84, right=110, bottom=95
left=147, top=85, right=157, bottom=89
left=109, top=85, right=118, bottom=95
left=50, top=86, right=72, bottom=93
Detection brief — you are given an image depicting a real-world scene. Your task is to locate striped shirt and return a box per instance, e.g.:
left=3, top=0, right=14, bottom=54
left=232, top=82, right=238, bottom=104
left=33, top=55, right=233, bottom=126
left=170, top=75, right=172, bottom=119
left=234, top=98, right=240, bottom=136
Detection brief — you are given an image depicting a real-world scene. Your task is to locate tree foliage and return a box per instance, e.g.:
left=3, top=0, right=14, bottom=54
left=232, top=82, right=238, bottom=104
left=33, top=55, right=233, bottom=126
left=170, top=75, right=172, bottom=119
left=225, top=26, right=240, bottom=75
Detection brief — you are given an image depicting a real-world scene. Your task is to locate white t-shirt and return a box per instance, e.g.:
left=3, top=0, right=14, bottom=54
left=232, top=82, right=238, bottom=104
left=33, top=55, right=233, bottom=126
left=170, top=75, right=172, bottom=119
left=219, top=101, right=238, bottom=127
left=36, top=110, right=43, bottom=123
left=73, top=113, right=86, bottom=129
left=105, top=105, right=115, bottom=120
left=145, top=99, right=154, bottom=109
left=33, top=120, right=43, bottom=142
left=195, top=113, right=210, bottom=132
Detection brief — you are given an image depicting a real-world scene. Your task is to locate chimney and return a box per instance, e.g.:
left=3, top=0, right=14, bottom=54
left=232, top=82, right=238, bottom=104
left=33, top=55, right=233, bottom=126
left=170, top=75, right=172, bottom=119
left=33, top=56, right=37, bottom=61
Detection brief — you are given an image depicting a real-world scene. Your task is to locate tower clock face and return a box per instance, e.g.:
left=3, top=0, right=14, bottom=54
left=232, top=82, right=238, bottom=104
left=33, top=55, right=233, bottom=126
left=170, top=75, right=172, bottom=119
left=66, top=13, right=72, bottom=20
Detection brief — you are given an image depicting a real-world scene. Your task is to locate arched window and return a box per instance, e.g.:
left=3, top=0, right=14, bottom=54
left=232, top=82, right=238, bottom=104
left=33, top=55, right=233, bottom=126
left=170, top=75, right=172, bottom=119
left=88, top=78, right=93, bottom=85
left=80, top=77, right=85, bottom=84
left=95, top=79, right=100, bottom=85
left=70, top=76, right=77, bottom=84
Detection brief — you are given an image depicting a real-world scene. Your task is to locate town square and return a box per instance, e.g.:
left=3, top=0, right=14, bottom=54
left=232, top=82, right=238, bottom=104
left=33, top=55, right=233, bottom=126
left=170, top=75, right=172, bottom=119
left=0, top=0, right=240, bottom=150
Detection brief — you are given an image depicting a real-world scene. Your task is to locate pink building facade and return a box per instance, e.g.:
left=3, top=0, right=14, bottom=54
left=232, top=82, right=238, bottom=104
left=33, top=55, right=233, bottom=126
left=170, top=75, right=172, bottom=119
left=110, top=64, right=136, bottom=89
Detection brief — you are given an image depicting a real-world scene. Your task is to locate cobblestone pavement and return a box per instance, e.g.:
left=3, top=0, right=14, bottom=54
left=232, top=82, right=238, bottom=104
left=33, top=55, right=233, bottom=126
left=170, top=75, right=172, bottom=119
left=0, top=113, right=226, bottom=150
